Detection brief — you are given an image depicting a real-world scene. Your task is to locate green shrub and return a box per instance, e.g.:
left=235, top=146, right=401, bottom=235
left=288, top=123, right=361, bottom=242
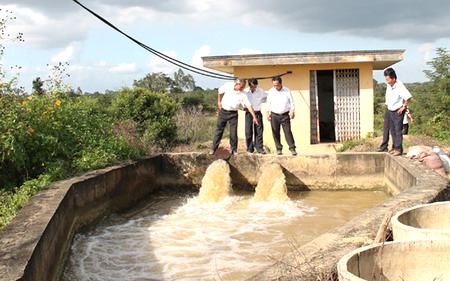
left=0, top=174, right=51, bottom=230
left=337, top=139, right=364, bottom=152
left=0, top=90, right=145, bottom=189
left=112, top=87, right=179, bottom=149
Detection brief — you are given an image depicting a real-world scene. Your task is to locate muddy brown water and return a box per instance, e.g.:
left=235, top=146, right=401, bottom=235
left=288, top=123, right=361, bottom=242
left=62, top=189, right=388, bottom=281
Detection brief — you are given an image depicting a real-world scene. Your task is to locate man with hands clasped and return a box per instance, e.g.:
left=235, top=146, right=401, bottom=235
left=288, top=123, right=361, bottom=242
left=266, top=76, right=297, bottom=156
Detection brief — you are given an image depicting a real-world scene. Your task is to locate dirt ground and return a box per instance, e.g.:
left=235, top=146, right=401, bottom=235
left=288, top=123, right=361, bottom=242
left=343, top=135, right=450, bottom=154
left=171, top=135, right=449, bottom=155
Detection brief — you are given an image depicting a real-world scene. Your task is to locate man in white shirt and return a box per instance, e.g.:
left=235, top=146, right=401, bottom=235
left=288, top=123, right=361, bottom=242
left=245, top=78, right=268, bottom=154
left=209, top=78, right=259, bottom=155
left=376, top=68, right=412, bottom=156
left=266, top=76, right=297, bottom=156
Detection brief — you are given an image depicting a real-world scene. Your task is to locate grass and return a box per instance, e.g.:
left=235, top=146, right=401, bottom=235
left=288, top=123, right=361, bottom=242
left=0, top=174, right=51, bottom=230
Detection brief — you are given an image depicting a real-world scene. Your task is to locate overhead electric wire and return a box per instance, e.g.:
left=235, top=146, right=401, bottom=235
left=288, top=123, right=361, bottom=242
left=72, top=0, right=292, bottom=81
left=72, top=0, right=235, bottom=80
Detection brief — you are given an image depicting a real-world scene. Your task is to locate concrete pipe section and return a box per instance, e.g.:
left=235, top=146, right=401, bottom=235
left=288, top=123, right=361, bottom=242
left=337, top=239, right=450, bottom=281
left=391, top=201, right=450, bottom=241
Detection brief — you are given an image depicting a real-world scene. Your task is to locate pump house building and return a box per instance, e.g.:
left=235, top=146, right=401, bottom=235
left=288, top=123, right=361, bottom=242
left=202, top=49, right=405, bottom=153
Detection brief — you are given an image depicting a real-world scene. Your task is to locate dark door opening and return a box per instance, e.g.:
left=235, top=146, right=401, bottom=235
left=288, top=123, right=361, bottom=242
left=317, top=70, right=335, bottom=142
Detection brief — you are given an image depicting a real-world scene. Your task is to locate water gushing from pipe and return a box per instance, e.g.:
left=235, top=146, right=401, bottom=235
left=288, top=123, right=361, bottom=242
left=199, top=159, right=231, bottom=203
left=254, top=163, right=289, bottom=202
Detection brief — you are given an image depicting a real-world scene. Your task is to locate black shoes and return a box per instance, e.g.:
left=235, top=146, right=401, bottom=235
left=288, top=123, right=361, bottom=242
left=376, top=147, right=388, bottom=152
left=256, top=150, right=266, bottom=154
left=276, top=149, right=297, bottom=156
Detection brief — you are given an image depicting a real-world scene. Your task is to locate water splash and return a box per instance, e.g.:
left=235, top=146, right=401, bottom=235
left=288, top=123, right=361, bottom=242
left=254, top=163, right=289, bottom=202
left=199, top=159, right=231, bottom=203
left=62, top=191, right=389, bottom=281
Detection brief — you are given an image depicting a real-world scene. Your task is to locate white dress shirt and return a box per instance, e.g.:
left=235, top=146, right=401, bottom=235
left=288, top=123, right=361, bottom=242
left=219, top=82, right=252, bottom=111
left=385, top=80, right=412, bottom=111
left=244, top=87, right=268, bottom=111
left=403, top=108, right=411, bottom=124
left=266, top=86, right=295, bottom=114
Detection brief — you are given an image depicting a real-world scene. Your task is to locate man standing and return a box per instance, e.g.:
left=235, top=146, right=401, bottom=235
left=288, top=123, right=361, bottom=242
left=266, top=76, right=297, bottom=156
left=245, top=78, right=267, bottom=154
left=376, top=68, right=412, bottom=156
left=210, top=78, right=259, bottom=155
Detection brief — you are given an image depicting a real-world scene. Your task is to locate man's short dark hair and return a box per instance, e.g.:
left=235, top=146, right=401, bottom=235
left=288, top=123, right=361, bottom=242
left=272, top=76, right=282, bottom=84
left=248, top=78, right=258, bottom=85
left=384, top=68, right=397, bottom=79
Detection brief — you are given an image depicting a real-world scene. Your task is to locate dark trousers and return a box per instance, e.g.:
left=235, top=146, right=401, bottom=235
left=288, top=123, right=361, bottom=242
left=380, top=109, right=405, bottom=152
left=379, top=109, right=392, bottom=151
left=245, top=111, right=264, bottom=152
left=211, top=109, right=238, bottom=151
left=270, top=112, right=296, bottom=151
left=402, top=124, right=409, bottom=135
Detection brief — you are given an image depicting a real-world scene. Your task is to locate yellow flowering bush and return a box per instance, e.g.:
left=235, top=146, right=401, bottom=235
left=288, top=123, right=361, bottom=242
left=0, top=88, right=146, bottom=190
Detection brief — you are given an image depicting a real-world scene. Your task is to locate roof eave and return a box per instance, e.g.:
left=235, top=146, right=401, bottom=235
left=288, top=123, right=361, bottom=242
left=202, top=49, right=405, bottom=73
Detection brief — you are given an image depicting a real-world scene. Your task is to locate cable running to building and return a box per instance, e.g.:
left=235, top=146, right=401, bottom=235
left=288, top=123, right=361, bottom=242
left=72, top=0, right=292, bottom=81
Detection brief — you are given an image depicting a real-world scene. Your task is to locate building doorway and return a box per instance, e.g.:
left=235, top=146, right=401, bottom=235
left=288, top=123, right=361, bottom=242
left=310, top=69, right=360, bottom=144
left=317, top=70, right=335, bottom=142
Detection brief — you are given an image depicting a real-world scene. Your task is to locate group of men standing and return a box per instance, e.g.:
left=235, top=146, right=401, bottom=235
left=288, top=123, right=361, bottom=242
left=209, top=67, right=413, bottom=157
left=209, top=76, right=297, bottom=156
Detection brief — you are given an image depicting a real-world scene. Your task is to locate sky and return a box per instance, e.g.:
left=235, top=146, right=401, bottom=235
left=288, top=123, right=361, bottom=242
left=1, top=0, right=450, bottom=93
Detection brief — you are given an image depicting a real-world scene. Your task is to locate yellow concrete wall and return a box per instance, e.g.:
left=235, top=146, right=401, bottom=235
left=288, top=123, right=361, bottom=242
left=234, top=62, right=374, bottom=153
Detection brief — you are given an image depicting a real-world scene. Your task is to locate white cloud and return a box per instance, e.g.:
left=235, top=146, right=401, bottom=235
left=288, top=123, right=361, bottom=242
left=94, top=61, right=108, bottom=67
left=147, top=50, right=178, bottom=74
left=114, top=6, right=162, bottom=24
left=109, top=62, right=138, bottom=73
left=192, top=45, right=212, bottom=68
left=3, top=0, right=446, bottom=93
left=50, top=44, right=82, bottom=64
left=4, top=0, right=450, bottom=50
left=190, top=0, right=213, bottom=12
left=5, top=5, right=96, bottom=49
left=418, top=43, right=436, bottom=62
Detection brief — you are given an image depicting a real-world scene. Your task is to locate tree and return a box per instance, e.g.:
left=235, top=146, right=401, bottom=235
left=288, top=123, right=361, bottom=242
left=173, top=69, right=195, bottom=92
left=423, top=47, right=450, bottom=140
left=32, top=77, right=45, bottom=96
left=112, top=87, right=180, bottom=148
left=409, top=47, right=450, bottom=140
left=133, top=72, right=173, bottom=93
left=423, top=48, right=450, bottom=99
left=423, top=47, right=450, bottom=83
left=133, top=69, right=196, bottom=94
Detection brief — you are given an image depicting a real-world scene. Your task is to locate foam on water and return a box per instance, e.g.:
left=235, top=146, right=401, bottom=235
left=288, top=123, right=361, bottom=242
left=62, top=193, right=314, bottom=281
left=62, top=160, right=389, bottom=281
